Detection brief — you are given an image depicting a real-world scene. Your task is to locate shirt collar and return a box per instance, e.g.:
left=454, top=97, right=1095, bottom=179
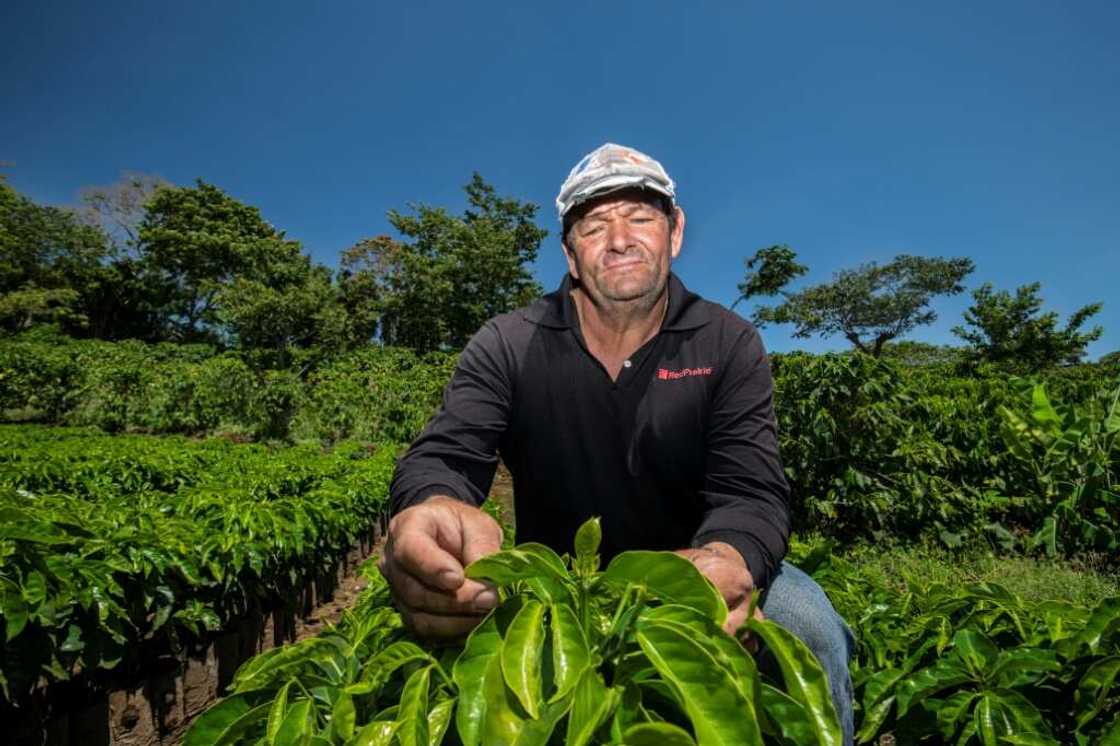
left=527, top=272, right=711, bottom=332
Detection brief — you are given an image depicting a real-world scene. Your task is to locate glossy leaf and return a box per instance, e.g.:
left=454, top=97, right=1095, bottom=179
left=272, top=699, right=314, bottom=746
left=266, top=680, right=292, bottom=743
left=330, top=693, right=356, bottom=742
left=1075, top=655, right=1120, bottom=729
left=452, top=614, right=508, bottom=746
left=426, top=698, right=455, bottom=746
left=550, top=602, right=591, bottom=702
left=396, top=664, right=431, bottom=746
left=501, top=600, right=546, bottom=718
left=637, top=619, right=764, bottom=746
left=622, top=722, right=698, bottom=745
left=605, top=551, right=727, bottom=626
left=348, top=720, right=398, bottom=746
left=184, top=692, right=272, bottom=746
left=759, top=683, right=819, bottom=744
left=565, top=667, right=620, bottom=746
left=574, top=517, right=601, bottom=560
left=745, top=617, right=842, bottom=746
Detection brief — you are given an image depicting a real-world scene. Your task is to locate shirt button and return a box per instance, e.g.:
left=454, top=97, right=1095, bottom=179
left=623, top=359, right=632, bottom=368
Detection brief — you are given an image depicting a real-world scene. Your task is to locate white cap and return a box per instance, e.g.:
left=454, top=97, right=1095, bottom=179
left=555, top=143, right=676, bottom=221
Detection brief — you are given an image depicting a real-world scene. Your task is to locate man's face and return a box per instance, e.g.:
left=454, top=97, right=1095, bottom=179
left=562, top=188, right=685, bottom=306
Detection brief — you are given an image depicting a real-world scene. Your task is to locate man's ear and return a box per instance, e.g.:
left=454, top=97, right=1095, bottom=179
left=670, top=207, right=686, bottom=260
left=561, top=236, right=581, bottom=280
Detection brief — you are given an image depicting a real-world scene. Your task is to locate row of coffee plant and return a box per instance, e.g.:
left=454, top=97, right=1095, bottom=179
left=2, top=332, right=1116, bottom=556
left=775, top=353, right=1119, bottom=558
left=791, top=544, right=1120, bottom=744
left=0, top=426, right=397, bottom=702
left=186, top=522, right=1120, bottom=745
left=0, top=329, right=456, bottom=443
left=186, top=519, right=846, bottom=746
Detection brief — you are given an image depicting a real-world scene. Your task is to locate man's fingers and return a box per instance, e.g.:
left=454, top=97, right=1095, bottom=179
left=398, top=606, right=487, bottom=642
left=388, top=520, right=466, bottom=591
left=459, top=509, right=503, bottom=566
left=389, top=567, right=499, bottom=616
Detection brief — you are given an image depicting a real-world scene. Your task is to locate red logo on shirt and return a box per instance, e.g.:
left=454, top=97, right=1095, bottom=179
left=657, top=366, right=713, bottom=380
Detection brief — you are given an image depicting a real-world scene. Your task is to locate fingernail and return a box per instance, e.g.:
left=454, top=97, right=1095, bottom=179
left=472, top=589, right=498, bottom=612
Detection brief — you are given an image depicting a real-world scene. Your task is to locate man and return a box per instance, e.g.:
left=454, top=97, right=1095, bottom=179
left=382, top=143, right=855, bottom=743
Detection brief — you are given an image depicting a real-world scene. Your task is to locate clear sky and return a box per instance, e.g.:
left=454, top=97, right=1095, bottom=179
left=3, top=0, right=1118, bottom=357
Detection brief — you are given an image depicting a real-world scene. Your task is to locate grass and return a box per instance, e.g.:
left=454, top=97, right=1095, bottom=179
left=799, top=535, right=1120, bottom=608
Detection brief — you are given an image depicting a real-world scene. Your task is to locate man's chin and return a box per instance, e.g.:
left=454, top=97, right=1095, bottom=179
left=601, top=278, right=662, bottom=304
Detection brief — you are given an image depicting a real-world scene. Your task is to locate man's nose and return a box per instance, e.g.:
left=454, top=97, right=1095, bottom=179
left=606, top=218, right=632, bottom=252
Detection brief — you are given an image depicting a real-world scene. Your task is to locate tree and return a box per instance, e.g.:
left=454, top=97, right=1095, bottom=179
left=744, top=251, right=975, bottom=357
left=79, top=172, right=168, bottom=258
left=951, top=282, right=1103, bottom=370
left=370, top=174, right=547, bottom=352
left=732, top=244, right=807, bottom=307
left=0, top=181, right=113, bottom=334
left=215, top=264, right=343, bottom=366
left=137, top=180, right=306, bottom=342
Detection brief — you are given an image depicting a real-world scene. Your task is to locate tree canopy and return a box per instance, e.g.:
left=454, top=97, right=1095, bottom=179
left=951, top=282, right=1103, bottom=370
left=739, top=248, right=975, bottom=356
left=0, top=181, right=112, bottom=332
left=363, top=173, right=546, bottom=353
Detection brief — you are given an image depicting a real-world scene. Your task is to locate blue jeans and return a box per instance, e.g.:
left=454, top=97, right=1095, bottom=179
left=758, top=561, right=856, bottom=746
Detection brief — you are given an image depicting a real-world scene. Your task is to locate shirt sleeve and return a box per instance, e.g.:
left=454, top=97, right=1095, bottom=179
left=389, top=321, right=513, bottom=514
left=691, top=324, right=791, bottom=589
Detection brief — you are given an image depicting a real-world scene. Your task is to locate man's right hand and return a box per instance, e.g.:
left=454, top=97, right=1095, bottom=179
left=378, top=495, right=504, bottom=641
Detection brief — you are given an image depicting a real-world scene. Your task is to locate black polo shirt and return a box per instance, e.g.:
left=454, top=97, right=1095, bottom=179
left=390, top=272, right=791, bottom=588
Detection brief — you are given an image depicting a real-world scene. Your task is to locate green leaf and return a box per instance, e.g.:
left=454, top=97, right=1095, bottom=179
left=330, top=693, right=356, bottom=743
left=759, top=683, right=819, bottom=745
left=1075, top=656, right=1120, bottom=730
left=745, top=617, right=843, bottom=746
left=362, top=640, right=433, bottom=683
left=1030, top=385, right=1062, bottom=431
left=636, top=619, right=764, bottom=746
left=348, top=720, right=398, bottom=746
left=501, top=600, right=546, bottom=718
left=396, top=664, right=432, bottom=746
left=452, top=614, right=507, bottom=746
left=896, top=658, right=972, bottom=716
left=466, top=544, right=574, bottom=605
left=931, top=690, right=977, bottom=740
left=565, top=667, right=620, bottom=746
left=1, top=591, right=29, bottom=641
left=273, top=700, right=314, bottom=746
left=988, top=688, right=1052, bottom=740
left=991, top=648, right=1060, bottom=688
left=605, top=551, right=727, bottom=626
left=185, top=692, right=273, bottom=746
left=640, top=605, right=760, bottom=708
left=427, top=698, right=455, bottom=746
left=574, top=517, right=601, bottom=562
left=266, top=681, right=292, bottom=744
left=621, top=722, right=698, bottom=745
left=974, top=693, right=998, bottom=746
left=549, top=602, right=590, bottom=703
left=952, top=628, right=1000, bottom=678
left=1073, top=597, right=1120, bottom=655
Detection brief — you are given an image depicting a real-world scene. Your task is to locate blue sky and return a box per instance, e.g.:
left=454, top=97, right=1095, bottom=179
left=3, top=1, right=1118, bottom=357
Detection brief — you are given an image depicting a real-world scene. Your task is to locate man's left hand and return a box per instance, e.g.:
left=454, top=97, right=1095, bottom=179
left=675, top=542, right=763, bottom=644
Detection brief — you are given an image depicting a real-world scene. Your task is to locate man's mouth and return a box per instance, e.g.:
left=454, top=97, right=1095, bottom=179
left=603, top=259, right=644, bottom=272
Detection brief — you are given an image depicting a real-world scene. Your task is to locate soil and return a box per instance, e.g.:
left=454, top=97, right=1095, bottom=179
left=290, top=537, right=384, bottom=644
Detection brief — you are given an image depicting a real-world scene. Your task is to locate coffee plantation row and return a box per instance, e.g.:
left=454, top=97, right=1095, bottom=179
left=186, top=520, right=850, bottom=746
left=0, top=426, right=396, bottom=701
left=180, top=525, right=1120, bottom=745
left=3, top=331, right=1117, bottom=557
